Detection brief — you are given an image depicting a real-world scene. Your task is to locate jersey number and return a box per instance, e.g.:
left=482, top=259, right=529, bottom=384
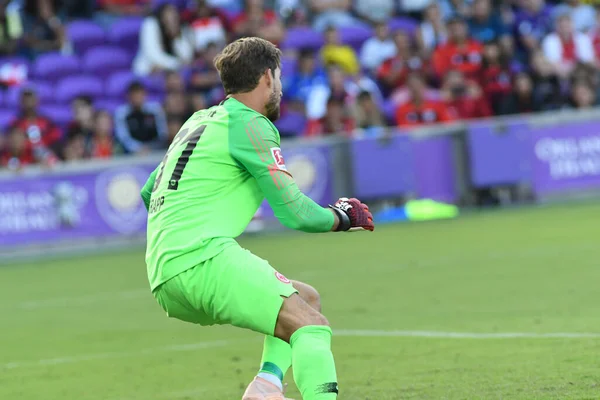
left=152, top=125, right=206, bottom=192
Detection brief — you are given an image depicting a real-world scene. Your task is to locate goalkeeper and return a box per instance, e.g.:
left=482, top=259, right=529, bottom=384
left=141, top=37, right=374, bottom=400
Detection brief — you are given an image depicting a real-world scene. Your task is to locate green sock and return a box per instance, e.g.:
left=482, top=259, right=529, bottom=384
left=258, top=336, right=292, bottom=386
left=290, top=325, right=338, bottom=400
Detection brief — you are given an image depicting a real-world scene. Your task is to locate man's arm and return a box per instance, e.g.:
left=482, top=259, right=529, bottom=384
left=231, top=116, right=338, bottom=233
left=140, top=167, right=158, bottom=211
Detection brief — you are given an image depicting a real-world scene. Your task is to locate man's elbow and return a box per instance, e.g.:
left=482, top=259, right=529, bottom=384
left=279, top=215, right=313, bottom=232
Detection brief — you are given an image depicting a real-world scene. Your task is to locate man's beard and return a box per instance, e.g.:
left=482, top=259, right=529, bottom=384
left=265, top=91, right=280, bottom=122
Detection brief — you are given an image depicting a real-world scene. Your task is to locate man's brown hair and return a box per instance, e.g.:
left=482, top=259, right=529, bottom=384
left=213, top=37, right=281, bottom=95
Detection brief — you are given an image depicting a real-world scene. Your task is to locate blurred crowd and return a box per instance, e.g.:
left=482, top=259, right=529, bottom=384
left=1, top=0, right=600, bottom=170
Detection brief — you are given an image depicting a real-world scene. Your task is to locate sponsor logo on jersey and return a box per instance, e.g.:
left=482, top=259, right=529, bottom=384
left=275, top=271, right=291, bottom=284
left=270, top=147, right=287, bottom=171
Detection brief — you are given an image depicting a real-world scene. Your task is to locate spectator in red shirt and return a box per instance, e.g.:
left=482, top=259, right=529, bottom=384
left=95, top=0, right=150, bottom=28
left=0, top=127, right=35, bottom=170
left=377, top=30, right=425, bottom=93
left=479, top=40, right=512, bottom=114
left=442, top=69, right=491, bottom=121
left=10, top=87, right=61, bottom=164
left=98, top=0, right=150, bottom=16
left=233, top=0, right=284, bottom=44
left=90, top=111, right=114, bottom=158
left=395, top=73, right=453, bottom=127
left=432, top=16, right=484, bottom=80
left=184, top=0, right=229, bottom=52
left=305, top=97, right=355, bottom=137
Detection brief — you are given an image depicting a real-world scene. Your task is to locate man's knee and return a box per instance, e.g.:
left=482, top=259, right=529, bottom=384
left=275, top=293, right=329, bottom=343
left=312, top=312, right=329, bottom=327
left=291, top=280, right=322, bottom=312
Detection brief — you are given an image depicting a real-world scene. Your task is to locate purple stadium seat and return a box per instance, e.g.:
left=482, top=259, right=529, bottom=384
left=152, top=0, right=187, bottom=10
left=0, top=109, right=15, bottom=129
left=67, top=20, right=107, bottom=54
left=0, top=55, right=27, bottom=65
left=83, top=46, right=133, bottom=76
left=221, top=9, right=240, bottom=23
left=281, top=27, right=324, bottom=50
left=95, top=98, right=123, bottom=113
left=32, top=53, right=80, bottom=81
left=339, top=25, right=374, bottom=50
left=6, top=82, right=54, bottom=107
left=39, top=104, right=73, bottom=127
left=108, top=17, right=143, bottom=52
left=56, top=75, right=104, bottom=103
left=180, top=66, right=193, bottom=85
left=388, top=17, right=419, bottom=35
left=274, top=111, right=306, bottom=137
left=106, top=70, right=137, bottom=97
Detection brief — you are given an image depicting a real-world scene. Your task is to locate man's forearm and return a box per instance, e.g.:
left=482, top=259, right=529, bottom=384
left=270, top=192, right=336, bottom=233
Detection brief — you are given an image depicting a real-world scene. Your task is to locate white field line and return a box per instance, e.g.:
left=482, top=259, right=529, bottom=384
left=335, top=329, right=600, bottom=339
left=1, top=339, right=230, bottom=370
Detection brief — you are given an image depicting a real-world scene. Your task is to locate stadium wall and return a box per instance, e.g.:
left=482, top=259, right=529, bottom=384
left=2, top=109, right=600, bottom=261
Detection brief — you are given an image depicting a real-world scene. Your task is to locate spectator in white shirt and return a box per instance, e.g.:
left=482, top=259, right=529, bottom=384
left=360, top=22, right=396, bottom=72
left=416, top=3, right=447, bottom=58
left=354, top=0, right=395, bottom=24
left=306, top=65, right=382, bottom=120
left=552, top=0, right=596, bottom=33
left=399, top=0, right=433, bottom=17
left=133, top=3, right=194, bottom=76
left=542, top=12, right=594, bottom=78
left=309, top=0, right=367, bottom=31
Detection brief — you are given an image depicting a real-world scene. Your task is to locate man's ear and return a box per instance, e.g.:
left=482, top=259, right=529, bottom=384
left=265, top=68, right=273, bottom=88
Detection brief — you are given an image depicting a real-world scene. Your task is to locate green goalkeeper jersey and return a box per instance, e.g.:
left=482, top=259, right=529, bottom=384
left=141, top=98, right=335, bottom=291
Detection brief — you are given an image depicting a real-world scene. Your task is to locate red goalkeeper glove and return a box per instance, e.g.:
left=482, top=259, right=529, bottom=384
left=329, top=197, right=375, bottom=232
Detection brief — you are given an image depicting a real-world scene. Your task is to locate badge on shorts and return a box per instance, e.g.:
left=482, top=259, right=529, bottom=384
left=270, top=147, right=287, bottom=171
left=275, top=271, right=291, bottom=284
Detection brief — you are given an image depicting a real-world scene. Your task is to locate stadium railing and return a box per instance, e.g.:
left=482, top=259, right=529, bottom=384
left=1, top=108, right=600, bottom=260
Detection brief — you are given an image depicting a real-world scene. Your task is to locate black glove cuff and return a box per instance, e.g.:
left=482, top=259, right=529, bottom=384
left=329, top=205, right=351, bottom=232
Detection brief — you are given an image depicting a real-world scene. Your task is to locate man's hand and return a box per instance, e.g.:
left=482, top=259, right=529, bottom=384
left=329, top=197, right=375, bottom=232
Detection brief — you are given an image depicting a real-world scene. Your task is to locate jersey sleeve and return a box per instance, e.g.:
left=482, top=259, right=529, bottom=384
left=230, top=115, right=335, bottom=233
left=140, top=167, right=158, bottom=211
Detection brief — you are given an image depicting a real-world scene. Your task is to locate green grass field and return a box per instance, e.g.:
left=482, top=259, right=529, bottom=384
left=1, top=202, right=599, bottom=400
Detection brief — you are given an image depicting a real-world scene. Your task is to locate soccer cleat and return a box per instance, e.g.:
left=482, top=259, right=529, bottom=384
left=242, top=377, right=295, bottom=400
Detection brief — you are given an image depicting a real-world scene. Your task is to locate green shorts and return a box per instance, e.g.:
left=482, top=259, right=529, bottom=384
left=152, top=244, right=298, bottom=336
